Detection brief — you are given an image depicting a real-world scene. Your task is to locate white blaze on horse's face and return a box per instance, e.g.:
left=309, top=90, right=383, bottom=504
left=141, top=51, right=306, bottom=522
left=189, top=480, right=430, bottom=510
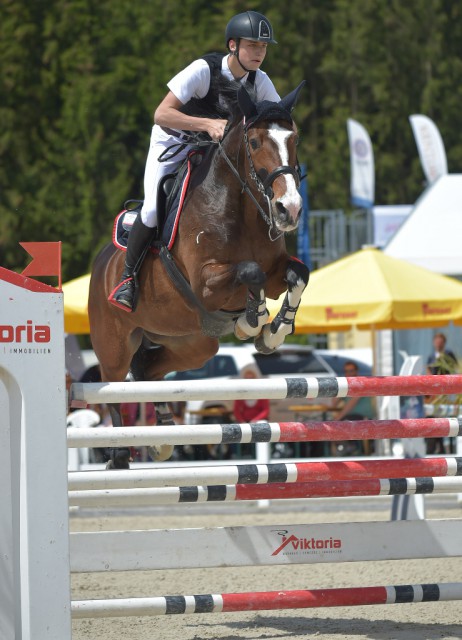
left=268, top=123, right=303, bottom=231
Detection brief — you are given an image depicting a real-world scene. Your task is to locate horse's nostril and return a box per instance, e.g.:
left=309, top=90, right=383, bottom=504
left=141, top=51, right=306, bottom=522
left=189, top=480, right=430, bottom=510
left=276, top=201, right=287, bottom=218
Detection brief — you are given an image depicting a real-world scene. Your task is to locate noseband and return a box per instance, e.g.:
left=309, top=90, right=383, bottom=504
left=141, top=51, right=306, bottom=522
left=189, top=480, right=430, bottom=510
left=217, top=121, right=301, bottom=241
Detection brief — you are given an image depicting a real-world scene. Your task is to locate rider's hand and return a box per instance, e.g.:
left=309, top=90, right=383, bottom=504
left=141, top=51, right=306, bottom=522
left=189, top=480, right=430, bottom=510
left=205, top=119, right=228, bottom=141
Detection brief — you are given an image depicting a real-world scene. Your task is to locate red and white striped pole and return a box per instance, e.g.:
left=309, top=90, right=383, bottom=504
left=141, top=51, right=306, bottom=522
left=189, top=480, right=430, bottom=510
left=72, top=582, right=462, bottom=617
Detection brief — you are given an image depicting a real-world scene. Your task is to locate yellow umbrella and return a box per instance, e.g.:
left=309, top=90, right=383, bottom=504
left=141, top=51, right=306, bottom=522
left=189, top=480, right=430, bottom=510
left=62, top=273, right=91, bottom=334
left=65, top=248, right=462, bottom=335
left=268, top=248, right=462, bottom=333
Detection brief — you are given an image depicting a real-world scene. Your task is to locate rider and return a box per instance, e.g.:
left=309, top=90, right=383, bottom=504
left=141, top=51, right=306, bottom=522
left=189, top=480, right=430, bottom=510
left=110, top=10, right=280, bottom=312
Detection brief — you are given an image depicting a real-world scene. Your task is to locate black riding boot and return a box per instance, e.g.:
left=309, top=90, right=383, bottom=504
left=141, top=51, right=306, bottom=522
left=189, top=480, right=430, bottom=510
left=109, top=215, right=155, bottom=312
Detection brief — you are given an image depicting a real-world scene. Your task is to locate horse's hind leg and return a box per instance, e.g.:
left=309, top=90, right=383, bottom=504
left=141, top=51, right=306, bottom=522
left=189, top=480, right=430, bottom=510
left=130, top=339, right=175, bottom=462
left=255, top=258, right=310, bottom=354
left=94, top=332, right=142, bottom=469
left=106, top=404, right=131, bottom=469
left=140, top=334, right=219, bottom=459
left=150, top=402, right=175, bottom=461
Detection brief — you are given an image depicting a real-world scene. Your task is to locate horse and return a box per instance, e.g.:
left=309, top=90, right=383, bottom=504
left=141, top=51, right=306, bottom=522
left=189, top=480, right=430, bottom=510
left=88, top=82, right=310, bottom=467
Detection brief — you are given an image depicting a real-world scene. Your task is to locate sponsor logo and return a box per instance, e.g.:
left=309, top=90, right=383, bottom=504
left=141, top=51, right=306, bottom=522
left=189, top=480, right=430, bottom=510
left=353, top=138, right=369, bottom=159
left=422, top=303, right=451, bottom=316
left=0, top=321, right=51, bottom=343
left=271, top=529, right=342, bottom=556
left=325, top=307, right=358, bottom=321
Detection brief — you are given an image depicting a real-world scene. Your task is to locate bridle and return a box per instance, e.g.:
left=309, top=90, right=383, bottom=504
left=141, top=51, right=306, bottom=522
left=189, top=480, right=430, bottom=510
left=243, top=127, right=301, bottom=199
left=217, top=119, right=302, bottom=241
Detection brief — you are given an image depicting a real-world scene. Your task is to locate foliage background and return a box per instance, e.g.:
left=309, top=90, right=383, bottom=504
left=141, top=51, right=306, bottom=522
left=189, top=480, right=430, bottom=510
left=2, top=0, right=462, bottom=280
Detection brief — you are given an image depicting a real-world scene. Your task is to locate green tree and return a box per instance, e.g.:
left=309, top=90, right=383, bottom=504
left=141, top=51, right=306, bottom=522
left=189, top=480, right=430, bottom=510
left=1, top=0, right=461, bottom=280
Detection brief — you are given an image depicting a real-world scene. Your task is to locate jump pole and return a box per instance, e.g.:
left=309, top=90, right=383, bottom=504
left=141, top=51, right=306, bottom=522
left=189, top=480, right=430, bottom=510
left=0, top=264, right=71, bottom=640
left=70, top=374, right=462, bottom=406
left=72, top=582, right=462, bottom=618
left=67, top=475, right=462, bottom=507
left=66, top=416, right=462, bottom=448
left=68, top=455, right=462, bottom=490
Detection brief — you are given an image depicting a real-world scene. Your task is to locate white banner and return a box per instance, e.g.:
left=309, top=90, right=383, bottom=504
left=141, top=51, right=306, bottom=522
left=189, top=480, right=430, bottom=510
left=347, top=118, right=375, bottom=208
left=409, top=114, right=448, bottom=185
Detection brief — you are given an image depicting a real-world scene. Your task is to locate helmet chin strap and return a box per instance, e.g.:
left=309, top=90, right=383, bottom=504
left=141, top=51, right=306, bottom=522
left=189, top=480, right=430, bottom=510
left=231, top=43, right=252, bottom=75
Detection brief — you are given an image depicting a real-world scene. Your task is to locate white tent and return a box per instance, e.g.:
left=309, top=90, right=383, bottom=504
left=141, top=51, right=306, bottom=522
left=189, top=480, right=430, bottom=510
left=384, top=174, right=462, bottom=275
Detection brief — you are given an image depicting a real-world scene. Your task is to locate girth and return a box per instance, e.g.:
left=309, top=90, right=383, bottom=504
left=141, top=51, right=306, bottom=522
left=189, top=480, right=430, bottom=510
left=158, top=245, right=243, bottom=338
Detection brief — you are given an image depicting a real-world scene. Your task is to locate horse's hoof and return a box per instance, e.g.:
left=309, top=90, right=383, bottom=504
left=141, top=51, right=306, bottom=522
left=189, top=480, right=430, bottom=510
left=106, top=449, right=131, bottom=469
left=147, top=445, right=174, bottom=462
left=234, top=322, right=250, bottom=341
left=254, top=332, right=277, bottom=355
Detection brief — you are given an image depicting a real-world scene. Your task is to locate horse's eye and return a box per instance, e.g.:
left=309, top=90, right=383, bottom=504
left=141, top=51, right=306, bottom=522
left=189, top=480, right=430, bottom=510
left=250, top=138, right=259, bottom=150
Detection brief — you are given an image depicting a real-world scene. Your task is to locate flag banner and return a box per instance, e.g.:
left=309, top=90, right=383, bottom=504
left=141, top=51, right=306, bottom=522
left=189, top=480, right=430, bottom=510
left=20, top=242, right=62, bottom=287
left=347, top=118, right=375, bottom=208
left=409, top=114, right=448, bottom=185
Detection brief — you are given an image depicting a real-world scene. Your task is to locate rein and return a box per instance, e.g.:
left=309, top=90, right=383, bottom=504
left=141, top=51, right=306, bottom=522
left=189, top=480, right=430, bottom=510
left=217, top=140, right=281, bottom=241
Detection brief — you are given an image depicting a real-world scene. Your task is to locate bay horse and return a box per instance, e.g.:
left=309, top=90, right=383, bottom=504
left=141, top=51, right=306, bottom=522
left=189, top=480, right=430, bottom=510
left=88, top=82, right=310, bottom=467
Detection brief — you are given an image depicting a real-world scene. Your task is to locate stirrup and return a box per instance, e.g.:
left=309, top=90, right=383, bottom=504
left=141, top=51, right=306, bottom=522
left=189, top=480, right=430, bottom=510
left=108, top=276, right=137, bottom=312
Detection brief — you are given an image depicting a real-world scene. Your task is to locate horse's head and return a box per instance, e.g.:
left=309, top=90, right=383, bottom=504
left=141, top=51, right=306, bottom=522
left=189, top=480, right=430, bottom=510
left=237, top=81, right=305, bottom=233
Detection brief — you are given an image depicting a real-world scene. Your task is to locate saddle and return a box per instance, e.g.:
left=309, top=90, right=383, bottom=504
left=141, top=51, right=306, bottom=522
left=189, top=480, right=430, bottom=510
left=113, top=149, right=203, bottom=252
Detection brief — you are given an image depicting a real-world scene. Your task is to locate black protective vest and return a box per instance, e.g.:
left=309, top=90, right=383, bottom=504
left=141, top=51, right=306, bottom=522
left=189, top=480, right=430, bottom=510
left=180, top=53, right=256, bottom=119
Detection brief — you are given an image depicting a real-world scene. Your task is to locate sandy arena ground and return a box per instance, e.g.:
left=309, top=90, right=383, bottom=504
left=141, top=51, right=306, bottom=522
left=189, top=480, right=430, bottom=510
left=70, top=497, right=462, bottom=640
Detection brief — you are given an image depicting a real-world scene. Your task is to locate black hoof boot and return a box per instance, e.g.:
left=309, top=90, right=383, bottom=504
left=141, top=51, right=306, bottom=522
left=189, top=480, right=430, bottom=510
left=106, top=448, right=131, bottom=469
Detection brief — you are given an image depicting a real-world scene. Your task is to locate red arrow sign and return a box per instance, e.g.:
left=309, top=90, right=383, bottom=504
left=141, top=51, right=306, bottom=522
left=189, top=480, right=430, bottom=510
left=20, top=242, right=62, bottom=288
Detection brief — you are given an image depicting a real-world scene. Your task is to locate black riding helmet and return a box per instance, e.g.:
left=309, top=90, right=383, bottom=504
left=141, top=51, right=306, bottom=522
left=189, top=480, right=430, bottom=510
left=225, top=11, right=277, bottom=48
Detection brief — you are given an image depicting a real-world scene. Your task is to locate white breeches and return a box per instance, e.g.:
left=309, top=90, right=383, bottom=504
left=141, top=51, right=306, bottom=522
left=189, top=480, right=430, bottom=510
left=140, top=125, right=190, bottom=228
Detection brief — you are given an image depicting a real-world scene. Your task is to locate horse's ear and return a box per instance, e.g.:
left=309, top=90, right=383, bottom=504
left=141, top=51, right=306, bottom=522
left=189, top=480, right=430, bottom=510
left=279, top=81, right=306, bottom=114
left=238, top=84, right=258, bottom=120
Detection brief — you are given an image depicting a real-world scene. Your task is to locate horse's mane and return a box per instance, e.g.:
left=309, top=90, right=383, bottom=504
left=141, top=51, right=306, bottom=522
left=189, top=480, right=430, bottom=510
left=215, top=75, right=257, bottom=124
left=181, top=69, right=295, bottom=132
left=181, top=72, right=257, bottom=124
left=216, top=77, right=294, bottom=129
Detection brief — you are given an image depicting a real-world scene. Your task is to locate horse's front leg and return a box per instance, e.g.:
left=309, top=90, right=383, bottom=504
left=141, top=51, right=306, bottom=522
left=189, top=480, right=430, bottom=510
left=233, top=261, right=269, bottom=340
left=255, top=258, right=310, bottom=354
